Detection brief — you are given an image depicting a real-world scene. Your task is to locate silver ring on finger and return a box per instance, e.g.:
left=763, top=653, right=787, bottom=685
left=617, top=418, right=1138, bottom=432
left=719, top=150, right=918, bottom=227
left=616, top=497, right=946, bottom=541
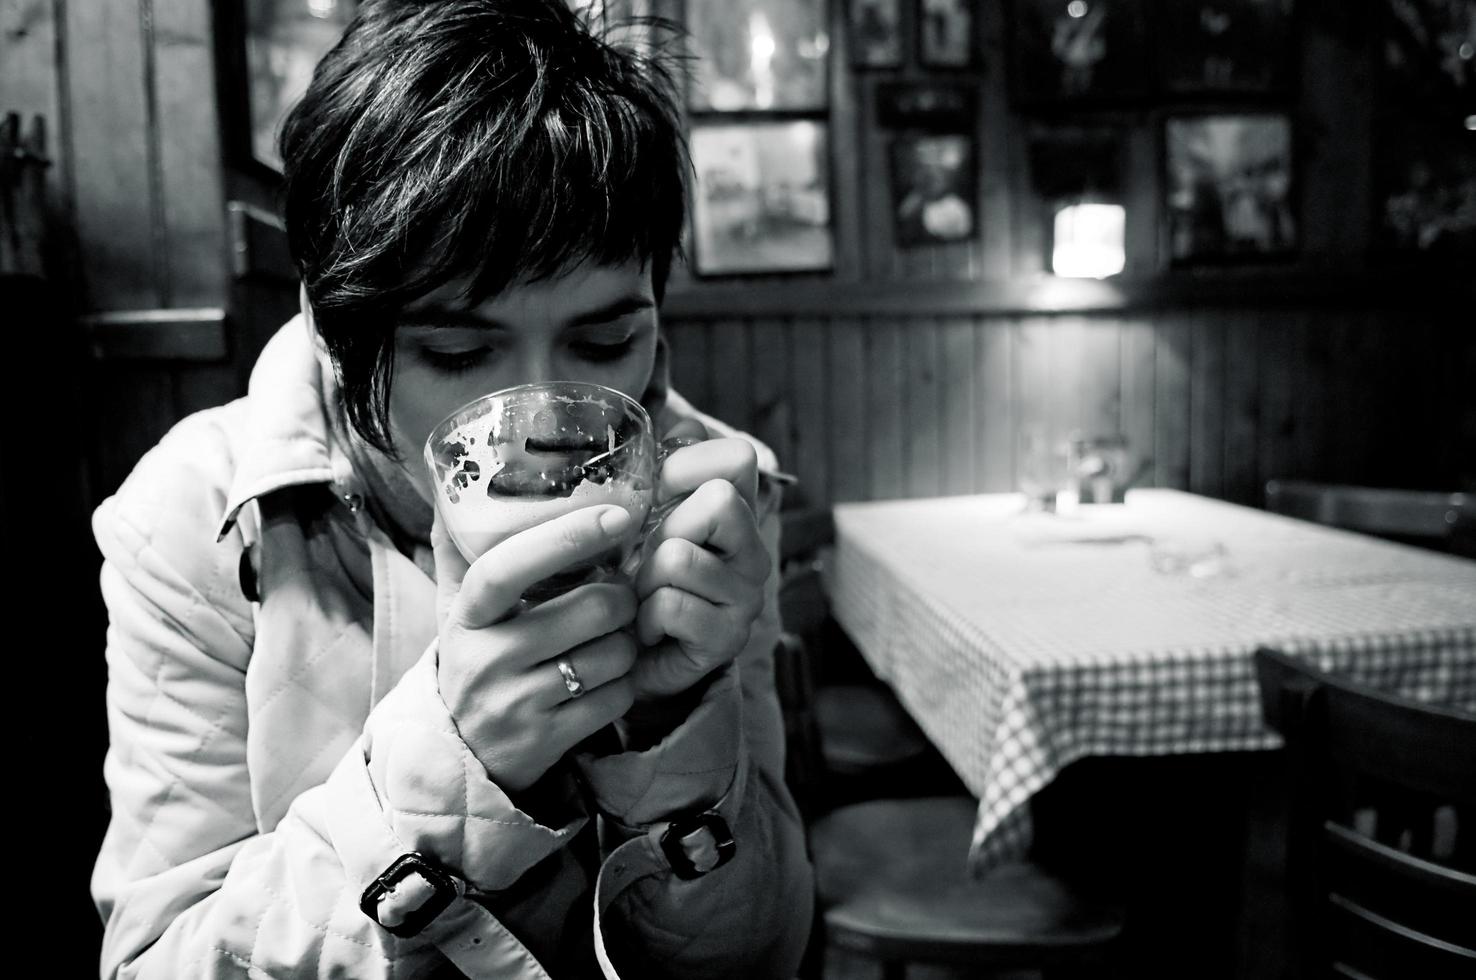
left=555, top=658, right=585, bottom=698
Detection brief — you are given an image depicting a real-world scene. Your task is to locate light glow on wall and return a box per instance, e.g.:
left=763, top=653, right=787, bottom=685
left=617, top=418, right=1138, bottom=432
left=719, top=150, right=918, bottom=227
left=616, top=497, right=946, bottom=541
left=1052, top=202, right=1126, bottom=278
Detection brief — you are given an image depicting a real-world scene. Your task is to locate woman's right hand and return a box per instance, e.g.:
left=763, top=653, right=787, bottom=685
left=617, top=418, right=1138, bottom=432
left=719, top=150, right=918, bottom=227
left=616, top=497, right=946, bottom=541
left=431, top=505, right=640, bottom=793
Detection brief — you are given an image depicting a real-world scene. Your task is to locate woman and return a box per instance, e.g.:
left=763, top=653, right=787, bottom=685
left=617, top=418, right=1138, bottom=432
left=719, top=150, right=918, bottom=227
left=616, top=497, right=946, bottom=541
left=90, top=2, right=813, bottom=977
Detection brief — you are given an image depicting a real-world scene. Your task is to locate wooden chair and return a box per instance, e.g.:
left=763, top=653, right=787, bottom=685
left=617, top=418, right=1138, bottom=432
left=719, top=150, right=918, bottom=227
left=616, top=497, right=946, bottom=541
left=1253, top=647, right=1476, bottom=980
left=1264, top=479, right=1476, bottom=557
left=778, top=513, right=940, bottom=812
left=776, top=632, right=1127, bottom=979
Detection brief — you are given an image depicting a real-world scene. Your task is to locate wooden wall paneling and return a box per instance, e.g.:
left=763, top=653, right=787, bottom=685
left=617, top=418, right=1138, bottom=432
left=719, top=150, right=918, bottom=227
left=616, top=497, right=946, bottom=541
left=66, top=0, right=161, bottom=310
left=1368, top=312, right=1418, bottom=487
left=904, top=318, right=943, bottom=498
left=1358, top=312, right=1403, bottom=484
left=151, top=0, right=227, bottom=307
left=1221, top=312, right=1262, bottom=506
left=665, top=320, right=712, bottom=416
left=1152, top=315, right=1191, bottom=489
left=1048, top=316, right=1087, bottom=461
left=1399, top=317, right=1443, bottom=487
left=1393, top=315, right=1440, bottom=487
left=827, top=316, right=870, bottom=502
left=1188, top=311, right=1227, bottom=499
left=1400, top=316, right=1454, bottom=490
left=1320, top=310, right=1368, bottom=486
left=1352, top=309, right=1393, bottom=481
left=1077, top=316, right=1122, bottom=443
left=1014, top=317, right=1054, bottom=494
left=975, top=316, right=1015, bottom=492
left=750, top=317, right=794, bottom=476
left=789, top=317, right=830, bottom=506
left=1288, top=311, right=1330, bottom=484
left=940, top=317, right=977, bottom=495
left=866, top=320, right=906, bottom=500
left=1119, top=317, right=1157, bottom=489
left=1452, top=319, right=1476, bottom=491
left=1435, top=317, right=1476, bottom=490
left=1257, top=311, right=1299, bottom=491
left=1426, top=316, right=1466, bottom=490
left=707, top=318, right=752, bottom=434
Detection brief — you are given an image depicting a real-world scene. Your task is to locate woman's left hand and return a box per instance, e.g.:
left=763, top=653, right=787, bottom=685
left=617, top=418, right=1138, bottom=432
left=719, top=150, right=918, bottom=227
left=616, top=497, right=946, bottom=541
left=630, top=428, right=771, bottom=703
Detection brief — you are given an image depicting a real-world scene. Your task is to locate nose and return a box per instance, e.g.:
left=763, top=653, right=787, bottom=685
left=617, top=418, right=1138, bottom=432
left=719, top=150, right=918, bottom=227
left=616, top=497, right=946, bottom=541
left=516, top=346, right=558, bottom=386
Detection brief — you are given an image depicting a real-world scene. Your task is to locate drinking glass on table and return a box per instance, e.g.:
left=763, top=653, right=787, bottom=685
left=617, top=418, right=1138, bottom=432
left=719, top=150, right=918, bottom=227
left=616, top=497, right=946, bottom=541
left=424, top=381, right=695, bottom=603
left=1018, top=428, right=1074, bottom=513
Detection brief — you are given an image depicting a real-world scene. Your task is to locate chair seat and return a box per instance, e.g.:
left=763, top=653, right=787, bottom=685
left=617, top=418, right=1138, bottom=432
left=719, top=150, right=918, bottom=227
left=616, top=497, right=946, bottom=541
left=816, top=684, right=932, bottom=772
left=812, top=797, right=1125, bottom=966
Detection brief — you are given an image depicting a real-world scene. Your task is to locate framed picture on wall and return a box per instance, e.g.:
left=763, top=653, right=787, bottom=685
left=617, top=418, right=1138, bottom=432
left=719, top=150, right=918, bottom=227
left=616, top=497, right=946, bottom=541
left=1164, top=113, right=1297, bottom=264
left=1371, top=116, right=1476, bottom=264
left=689, top=120, right=835, bottom=275
left=225, top=0, right=357, bottom=173
left=685, top=0, right=829, bottom=111
left=889, top=133, right=977, bottom=246
left=919, top=0, right=976, bottom=68
left=1008, top=0, right=1151, bottom=107
left=1153, top=0, right=1296, bottom=95
left=848, top=0, right=904, bottom=68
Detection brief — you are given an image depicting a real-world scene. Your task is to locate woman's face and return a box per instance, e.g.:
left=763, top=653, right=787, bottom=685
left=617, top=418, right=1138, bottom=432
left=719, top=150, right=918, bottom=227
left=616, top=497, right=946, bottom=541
left=387, top=259, right=660, bottom=501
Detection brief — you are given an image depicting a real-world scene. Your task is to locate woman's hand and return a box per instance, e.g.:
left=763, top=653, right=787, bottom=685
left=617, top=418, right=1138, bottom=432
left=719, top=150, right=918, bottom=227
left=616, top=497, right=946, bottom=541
left=630, top=429, right=771, bottom=703
left=432, top=505, right=641, bottom=793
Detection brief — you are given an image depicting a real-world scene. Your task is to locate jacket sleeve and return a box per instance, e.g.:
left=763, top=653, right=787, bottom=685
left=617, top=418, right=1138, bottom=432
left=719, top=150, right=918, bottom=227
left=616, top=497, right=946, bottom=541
left=92, top=414, right=583, bottom=980
left=572, top=479, right=816, bottom=979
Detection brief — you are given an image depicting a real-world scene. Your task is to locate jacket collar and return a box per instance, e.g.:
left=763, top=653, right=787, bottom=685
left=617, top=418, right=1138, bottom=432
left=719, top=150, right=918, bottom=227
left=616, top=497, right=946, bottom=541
left=216, top=315, right=343, bottom=541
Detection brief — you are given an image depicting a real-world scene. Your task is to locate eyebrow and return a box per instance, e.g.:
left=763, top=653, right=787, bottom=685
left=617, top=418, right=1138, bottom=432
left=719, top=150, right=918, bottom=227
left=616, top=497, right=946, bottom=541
left=399, top=295, right=655, bottom=329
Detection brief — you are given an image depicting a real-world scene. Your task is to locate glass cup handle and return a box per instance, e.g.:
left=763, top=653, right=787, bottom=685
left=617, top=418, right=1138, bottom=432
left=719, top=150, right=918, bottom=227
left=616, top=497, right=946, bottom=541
left=618, top=434, right=705, bottom=578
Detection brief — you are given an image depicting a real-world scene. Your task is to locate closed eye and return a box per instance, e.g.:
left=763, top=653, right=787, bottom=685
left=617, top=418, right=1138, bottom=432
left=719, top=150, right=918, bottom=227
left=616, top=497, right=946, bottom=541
left=569, top=338, right=635, bottom=362
left=418, top=347, right=488, bottom=374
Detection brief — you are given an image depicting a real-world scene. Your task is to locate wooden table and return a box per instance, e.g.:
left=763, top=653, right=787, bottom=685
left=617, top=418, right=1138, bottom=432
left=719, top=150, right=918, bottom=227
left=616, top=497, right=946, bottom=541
left=824, top=489, right=1476, bottom=978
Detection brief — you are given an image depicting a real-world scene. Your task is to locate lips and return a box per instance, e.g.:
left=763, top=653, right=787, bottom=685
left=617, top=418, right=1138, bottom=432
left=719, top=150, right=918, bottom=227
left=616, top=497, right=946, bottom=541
left=485, top=465, right=578, bottom=496
left=522, top=435, right=605, bottom=455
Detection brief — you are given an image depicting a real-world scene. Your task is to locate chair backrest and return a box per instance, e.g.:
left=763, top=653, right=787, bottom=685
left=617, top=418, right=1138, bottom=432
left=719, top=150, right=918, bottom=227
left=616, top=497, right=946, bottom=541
left=1264, top=479, right=1476, bottom=553
left=773, top=632, right=828, bottom=824
left=1253, top=648, right=1476, bottom=980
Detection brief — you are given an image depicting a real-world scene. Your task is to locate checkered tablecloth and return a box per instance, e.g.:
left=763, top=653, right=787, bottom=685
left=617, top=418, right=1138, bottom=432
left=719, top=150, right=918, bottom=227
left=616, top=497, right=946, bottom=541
left=823, top=490, right=1476, bottom=875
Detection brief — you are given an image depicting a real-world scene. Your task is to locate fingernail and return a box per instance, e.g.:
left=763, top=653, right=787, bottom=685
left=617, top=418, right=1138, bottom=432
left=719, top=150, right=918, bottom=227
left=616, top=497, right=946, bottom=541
left=599, top=506, right=634, bottom=536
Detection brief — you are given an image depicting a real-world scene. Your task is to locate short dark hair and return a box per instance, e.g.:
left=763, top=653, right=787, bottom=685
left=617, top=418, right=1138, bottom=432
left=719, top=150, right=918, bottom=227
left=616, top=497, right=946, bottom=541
left=280, top=0, right=690, bottom=453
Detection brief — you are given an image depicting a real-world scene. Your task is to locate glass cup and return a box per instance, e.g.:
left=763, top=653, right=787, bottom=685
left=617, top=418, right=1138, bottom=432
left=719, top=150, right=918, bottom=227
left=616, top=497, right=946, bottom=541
left=424, top=381, right=691, bottom=603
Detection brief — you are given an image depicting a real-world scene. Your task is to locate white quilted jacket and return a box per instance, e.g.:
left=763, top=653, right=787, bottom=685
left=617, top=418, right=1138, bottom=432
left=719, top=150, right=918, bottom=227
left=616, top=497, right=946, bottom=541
left=91, top=317, right=813, bottom=979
